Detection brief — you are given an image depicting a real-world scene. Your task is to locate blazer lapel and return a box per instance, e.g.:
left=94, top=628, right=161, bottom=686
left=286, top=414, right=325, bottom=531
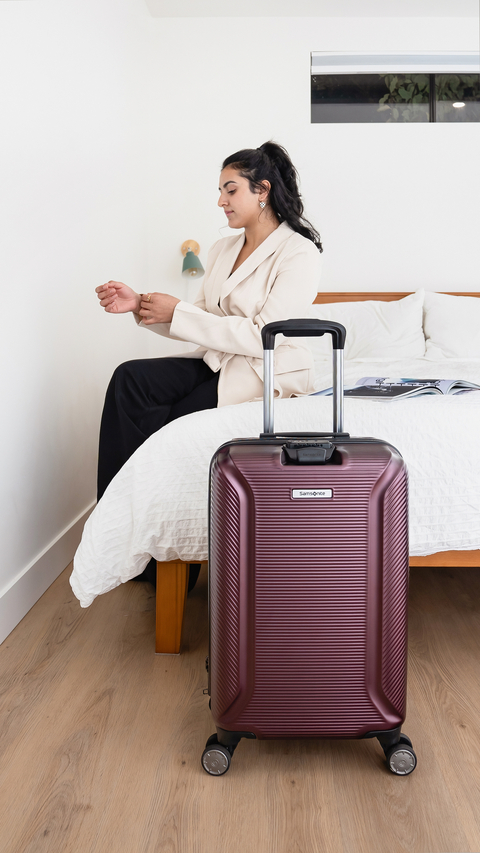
left=218, top=222, right=293, bottom=307
left=205, top=232, right=245, bottom=313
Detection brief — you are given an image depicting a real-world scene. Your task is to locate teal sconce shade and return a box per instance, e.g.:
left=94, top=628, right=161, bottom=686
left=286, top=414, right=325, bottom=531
left=181, top=240, right=204, bottom=278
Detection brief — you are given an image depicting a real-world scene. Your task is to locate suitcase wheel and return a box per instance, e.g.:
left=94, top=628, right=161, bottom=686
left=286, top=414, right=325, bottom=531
left=385, top=741, right=417, bottom=776
left=201, top=735, right=232, bottom=776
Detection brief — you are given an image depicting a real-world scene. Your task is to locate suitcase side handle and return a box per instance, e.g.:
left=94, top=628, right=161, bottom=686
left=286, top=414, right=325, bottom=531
left=261, top=319, right=346, bottom=436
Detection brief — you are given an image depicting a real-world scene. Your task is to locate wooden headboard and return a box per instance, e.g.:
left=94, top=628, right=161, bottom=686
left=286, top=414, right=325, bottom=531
left=314, top=291, right=480, bottom=303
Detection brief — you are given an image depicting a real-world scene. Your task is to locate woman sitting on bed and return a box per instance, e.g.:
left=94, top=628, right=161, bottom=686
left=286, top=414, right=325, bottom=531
left=95, top=141, right=323, bottom=584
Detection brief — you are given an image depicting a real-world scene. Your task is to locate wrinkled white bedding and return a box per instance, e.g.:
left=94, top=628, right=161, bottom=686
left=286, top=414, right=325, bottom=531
left=71, top=357, right=480, bottom=607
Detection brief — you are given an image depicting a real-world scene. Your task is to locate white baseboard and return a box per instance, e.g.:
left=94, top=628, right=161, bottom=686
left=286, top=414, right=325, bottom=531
left=0, top=503, right=95, bottom=646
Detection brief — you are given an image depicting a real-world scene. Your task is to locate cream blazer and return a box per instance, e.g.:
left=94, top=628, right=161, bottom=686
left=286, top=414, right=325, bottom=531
left=142, top=222, right=321, bottom=407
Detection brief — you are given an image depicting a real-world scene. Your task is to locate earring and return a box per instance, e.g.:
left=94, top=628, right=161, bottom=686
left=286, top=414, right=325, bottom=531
left=259, top=201, right=266, bottom=209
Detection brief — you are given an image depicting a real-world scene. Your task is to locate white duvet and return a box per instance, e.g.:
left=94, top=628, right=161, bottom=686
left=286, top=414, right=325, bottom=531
left=71, top=356, right=480, bottom=608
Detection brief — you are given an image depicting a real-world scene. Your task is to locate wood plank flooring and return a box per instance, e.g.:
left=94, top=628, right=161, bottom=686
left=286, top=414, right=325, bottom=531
left=1, top=565, right=480, bottom=853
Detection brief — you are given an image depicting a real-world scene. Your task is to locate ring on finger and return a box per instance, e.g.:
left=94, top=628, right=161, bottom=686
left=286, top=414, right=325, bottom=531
left=146, top=293, right=152, bottom=302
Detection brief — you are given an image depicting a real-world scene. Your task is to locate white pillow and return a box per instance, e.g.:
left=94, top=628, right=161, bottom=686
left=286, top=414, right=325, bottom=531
left=423, top=291, right=480, bottom=359
left=307, top=290, right=426, bottom=361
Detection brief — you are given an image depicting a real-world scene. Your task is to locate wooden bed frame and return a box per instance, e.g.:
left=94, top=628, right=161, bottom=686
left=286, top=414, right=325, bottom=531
left=155, top=291, right=480, bottom=653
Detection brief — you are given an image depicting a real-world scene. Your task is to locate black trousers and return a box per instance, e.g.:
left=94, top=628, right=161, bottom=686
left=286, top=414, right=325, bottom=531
left=97, top=357, right=219, bottom=586
left=98, top=357, right=219, bottom=500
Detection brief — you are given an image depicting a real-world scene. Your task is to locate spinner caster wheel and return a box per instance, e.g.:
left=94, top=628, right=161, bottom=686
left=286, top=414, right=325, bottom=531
left=386, top=742, right=417, bottom=776
left=201, top=735, right=231, bottom=776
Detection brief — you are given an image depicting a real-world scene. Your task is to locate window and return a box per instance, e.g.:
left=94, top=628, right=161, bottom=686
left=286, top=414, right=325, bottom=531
left=311, top=53, right=480, bottom=123
left=435, top=74, right=480, bottom=122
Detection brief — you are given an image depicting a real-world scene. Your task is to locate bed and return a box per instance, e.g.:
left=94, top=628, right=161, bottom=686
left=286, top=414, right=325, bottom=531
left=71, top=290, right=480, bottom=653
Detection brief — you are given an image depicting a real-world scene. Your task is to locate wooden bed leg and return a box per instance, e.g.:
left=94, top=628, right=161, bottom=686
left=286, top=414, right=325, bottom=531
left=155, top=561, right=189, bottom=654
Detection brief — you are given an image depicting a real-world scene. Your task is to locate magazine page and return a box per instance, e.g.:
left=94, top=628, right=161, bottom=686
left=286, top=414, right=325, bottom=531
left=343, top=383, right=440, bottom=400
left=356, top=377, right=480, bottom=395
left=312, top=378, right=439, bottom=399
left=311, top=377, right=480, bottom=400
left=357, top=377, right=440, bottom=389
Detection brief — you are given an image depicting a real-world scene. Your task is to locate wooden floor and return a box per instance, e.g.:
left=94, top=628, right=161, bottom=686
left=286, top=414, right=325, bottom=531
left=1, top=566, right=480, bottom=853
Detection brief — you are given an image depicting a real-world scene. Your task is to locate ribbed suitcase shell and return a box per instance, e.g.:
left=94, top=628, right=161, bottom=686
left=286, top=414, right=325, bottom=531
left=209, top=437, right=409, bottom=740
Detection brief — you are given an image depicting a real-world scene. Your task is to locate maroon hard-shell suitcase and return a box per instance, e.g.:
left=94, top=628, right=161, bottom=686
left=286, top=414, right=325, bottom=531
left=202, top=319, right=416, bottom=776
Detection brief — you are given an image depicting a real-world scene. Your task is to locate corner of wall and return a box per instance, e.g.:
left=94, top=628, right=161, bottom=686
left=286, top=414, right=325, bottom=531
left=0, top=504, right=95, bottom=646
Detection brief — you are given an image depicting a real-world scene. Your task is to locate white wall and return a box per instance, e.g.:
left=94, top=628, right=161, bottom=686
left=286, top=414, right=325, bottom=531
left=146, top=16, right=479, bottom=301
left=1, top=3, right=478, bottom=642
left=0, top=0, right=152, bottom=641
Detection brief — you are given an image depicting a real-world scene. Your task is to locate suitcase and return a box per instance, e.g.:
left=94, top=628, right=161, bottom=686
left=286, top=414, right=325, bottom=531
left=202, top=319, right=416, bottom=777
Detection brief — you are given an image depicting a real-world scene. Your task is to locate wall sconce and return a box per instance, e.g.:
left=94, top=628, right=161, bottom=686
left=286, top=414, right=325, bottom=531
left=181, top=240, right=204, bottom=278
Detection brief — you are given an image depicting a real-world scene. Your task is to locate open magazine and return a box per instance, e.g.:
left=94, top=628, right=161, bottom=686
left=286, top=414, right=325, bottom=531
left=313, top=377, right=480, bottom=401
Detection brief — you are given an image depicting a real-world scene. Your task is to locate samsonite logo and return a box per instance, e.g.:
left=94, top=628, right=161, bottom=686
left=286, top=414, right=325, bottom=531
left=292, top=489, right=333, bottom=499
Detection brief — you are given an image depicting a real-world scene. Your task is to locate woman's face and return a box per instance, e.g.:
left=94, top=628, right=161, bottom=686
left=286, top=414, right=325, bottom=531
left=218, top=167, right=268, bottom=230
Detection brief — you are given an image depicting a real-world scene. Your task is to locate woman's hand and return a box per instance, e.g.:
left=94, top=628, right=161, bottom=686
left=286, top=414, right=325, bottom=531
left=95, top=281, right=141, bottom=314
left=139, top=292, right=180, bottom=325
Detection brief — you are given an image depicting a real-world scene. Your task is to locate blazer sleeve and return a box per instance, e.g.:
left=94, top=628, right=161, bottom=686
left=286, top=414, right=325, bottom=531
left=169, top=240, right=321, bottom=358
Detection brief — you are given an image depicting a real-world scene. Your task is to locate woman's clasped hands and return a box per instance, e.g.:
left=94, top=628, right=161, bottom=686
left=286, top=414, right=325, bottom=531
left=139, top=292, right=180, bottom=325
left=95, top=281, right=180, bottom=324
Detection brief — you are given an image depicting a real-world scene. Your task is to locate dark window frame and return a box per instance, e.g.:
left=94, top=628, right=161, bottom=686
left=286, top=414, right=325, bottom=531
left=310, top=68, right=480, bottom=124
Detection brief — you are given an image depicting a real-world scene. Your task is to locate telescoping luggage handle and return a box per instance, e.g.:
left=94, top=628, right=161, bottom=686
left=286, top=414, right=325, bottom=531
left=261, top=319, right=347, bottom=435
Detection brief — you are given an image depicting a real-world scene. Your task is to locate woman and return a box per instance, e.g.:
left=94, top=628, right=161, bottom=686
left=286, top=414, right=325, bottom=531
left=96, top=141, right=322, bottom=583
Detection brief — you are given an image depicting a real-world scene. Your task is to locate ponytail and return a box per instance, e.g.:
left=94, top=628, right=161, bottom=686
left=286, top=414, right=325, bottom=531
left=222, top=141, right=323, bottom=252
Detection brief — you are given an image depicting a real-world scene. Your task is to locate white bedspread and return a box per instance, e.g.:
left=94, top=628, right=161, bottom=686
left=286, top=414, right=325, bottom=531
left=71, top=357, right=480, bottom=607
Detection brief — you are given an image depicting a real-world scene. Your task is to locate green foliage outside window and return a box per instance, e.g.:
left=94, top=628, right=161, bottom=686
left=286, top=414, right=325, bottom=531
left=377, top=74, right=429, bottom=122
left=310, top=72, right=480, bottom=123
left=378, top=73, right=480, bottom=122
left=436, top=74, right=480, bottom=121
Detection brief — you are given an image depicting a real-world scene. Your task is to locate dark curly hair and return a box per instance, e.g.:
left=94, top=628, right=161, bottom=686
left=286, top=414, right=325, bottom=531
left=222, top=141, right=323, bottom=253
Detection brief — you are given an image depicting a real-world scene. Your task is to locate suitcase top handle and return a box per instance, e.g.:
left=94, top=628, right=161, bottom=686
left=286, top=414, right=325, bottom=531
left=261, top=319, right=346, bottom=435
left=261, top=319, right=346, bottom=351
